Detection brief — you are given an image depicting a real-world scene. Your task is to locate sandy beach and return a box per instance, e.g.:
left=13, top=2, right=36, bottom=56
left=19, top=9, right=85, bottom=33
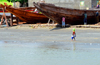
left=0, top=26, right=100, bottom=65
left=0, top=26, right=100, bottom=43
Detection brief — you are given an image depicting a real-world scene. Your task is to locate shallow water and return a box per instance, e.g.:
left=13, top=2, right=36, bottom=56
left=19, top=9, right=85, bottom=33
left=0, top=41, right=100, bottom=65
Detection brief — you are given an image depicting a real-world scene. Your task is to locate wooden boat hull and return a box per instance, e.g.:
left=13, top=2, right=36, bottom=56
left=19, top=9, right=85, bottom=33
left=0, top=4, right=48, bottom=24
left=0, top=7, right=35, bottom=12
left=33, top=2, right=100, bottom=25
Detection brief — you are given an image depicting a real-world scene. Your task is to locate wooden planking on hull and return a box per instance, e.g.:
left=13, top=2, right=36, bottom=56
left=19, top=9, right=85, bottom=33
left=33, top=2, right=100, bottom=25
left=0, top=4, right=48, bottom=23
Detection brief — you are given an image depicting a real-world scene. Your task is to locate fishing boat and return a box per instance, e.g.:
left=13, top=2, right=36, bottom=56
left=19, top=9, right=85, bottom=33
left=33, top=2, right=99, bottom=25
left=0, top=4, right=48, bottom=24
left=0, top=7, right=35, bottom=18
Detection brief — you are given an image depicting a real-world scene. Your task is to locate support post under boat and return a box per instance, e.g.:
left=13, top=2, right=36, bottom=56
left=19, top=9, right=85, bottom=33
left=10, top=13, right=13, bottom=26
left=48, top=19, right=54, bottom=26
left=10, top=13, right=19, bottom=26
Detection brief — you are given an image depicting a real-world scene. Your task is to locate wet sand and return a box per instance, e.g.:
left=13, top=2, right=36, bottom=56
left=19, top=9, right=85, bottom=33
left=0, top=27, right=100, bottom=65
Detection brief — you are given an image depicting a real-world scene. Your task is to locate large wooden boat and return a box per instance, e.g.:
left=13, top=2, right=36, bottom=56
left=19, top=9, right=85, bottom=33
left=0, top=4, right=48, bottom=24
left=33, top=2, right=100, bottom=25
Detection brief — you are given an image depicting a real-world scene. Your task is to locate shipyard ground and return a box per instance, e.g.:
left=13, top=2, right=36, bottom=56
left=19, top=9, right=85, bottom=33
left=0, top=26, right=100, bottom=65
left=0, top=26, right=100, bottom=43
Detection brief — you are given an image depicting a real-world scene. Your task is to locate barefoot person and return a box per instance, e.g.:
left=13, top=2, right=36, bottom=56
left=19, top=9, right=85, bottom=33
left=0, top=8, right=9, bottom=26
left=62, top=16, right=65, bottom=27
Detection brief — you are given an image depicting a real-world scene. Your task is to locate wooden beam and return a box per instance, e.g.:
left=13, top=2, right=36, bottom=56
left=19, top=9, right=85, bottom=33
left=10, top=13, right=13, bottom=26
left=16, top=17, right=19, bottom=25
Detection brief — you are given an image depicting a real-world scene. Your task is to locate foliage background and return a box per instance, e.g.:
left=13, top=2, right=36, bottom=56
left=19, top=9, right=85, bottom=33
left=0, top=0, right=13, bottom=6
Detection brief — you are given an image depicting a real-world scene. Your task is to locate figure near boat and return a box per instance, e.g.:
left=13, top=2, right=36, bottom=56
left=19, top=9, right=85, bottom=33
left=62, top=16, right=65, bottom=27
left=0, top=8, right=9, bottom=27
left=96, top=11, right=99, bottom=23
left=83, top=11, right=87, bottom=25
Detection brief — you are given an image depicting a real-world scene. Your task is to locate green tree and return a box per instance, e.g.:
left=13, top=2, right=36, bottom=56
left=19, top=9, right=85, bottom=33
left=7, top=0, right=28, bottom=7
left=0, top=0, right=8, bottom=2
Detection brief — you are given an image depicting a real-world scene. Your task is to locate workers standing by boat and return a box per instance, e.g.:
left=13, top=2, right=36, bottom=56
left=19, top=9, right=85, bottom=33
left=62, top=16, right=65, bottom=27
left=96, top=11, right=99, bottom=23
left=0, top=8, right=9, bottom=27
left=83, top=11, right=87, bottom=25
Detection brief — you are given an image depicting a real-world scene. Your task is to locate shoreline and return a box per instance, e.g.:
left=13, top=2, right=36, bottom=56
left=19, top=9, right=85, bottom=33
left=1, top=23, right=100, bottom=29
left=0, top=26, right=99, bottom=44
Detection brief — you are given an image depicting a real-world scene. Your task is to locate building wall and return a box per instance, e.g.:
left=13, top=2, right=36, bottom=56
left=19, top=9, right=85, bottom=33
left=29, top=0, right=92, bottom=9
left=91, top=0, right=100, bottom=8
left=92, top=0, right=97, bottom=8
left=29, top=0, right=38, bottom=7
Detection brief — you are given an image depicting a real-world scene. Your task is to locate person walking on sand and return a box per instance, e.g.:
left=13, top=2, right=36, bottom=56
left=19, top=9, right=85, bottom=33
left=83, top=11, right=87, bottom=25
left=62, top=16, right=65, bottom=27
left=96, top=11, right=99, bottom=23
left=71, top=28, right=76, bottom=41
left=0, top=8, right=9, bottom=27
